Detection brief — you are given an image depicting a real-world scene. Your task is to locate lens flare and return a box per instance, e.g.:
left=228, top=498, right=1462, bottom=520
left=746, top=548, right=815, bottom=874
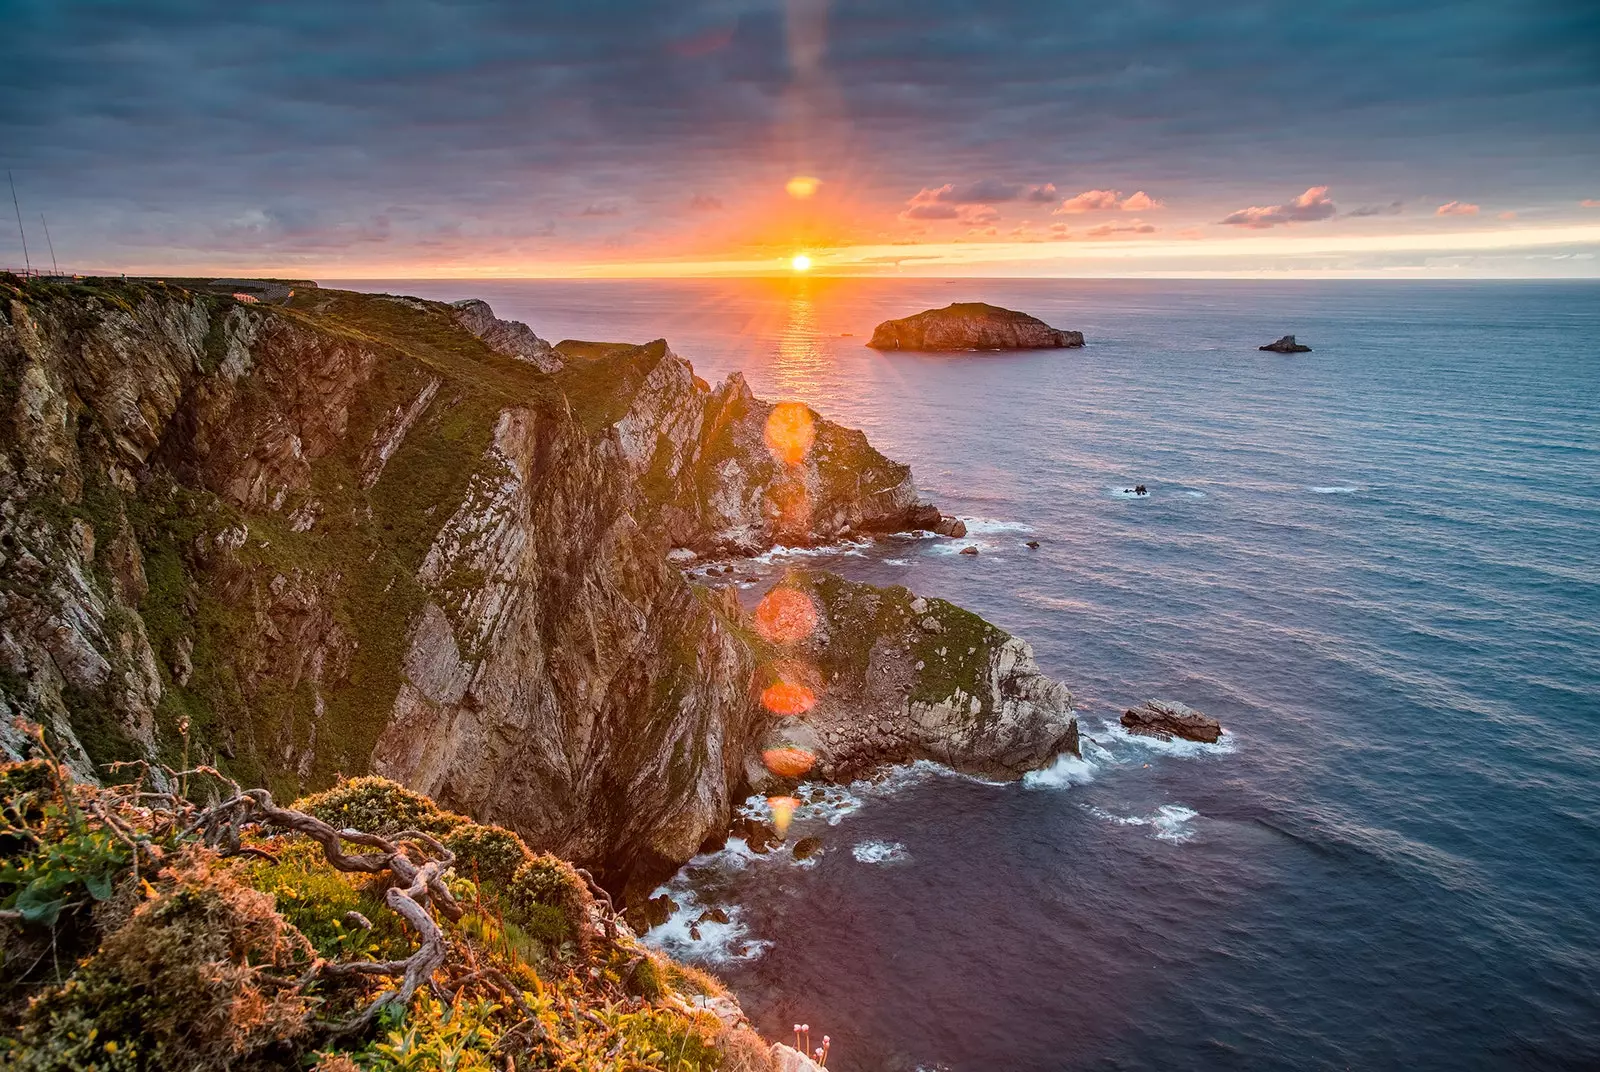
left=764, top=401, right=815, bottom=467
left=761, top=680, right=817, bottom=716
left=762, top=746, right=817, bottom=778
left=753, top=586, right=819, bottom=643
left=768, top=795, right=798, bottom=837
left=785, top=175, right=821, bottom=199
left=791, top=253, right=812, bottom=272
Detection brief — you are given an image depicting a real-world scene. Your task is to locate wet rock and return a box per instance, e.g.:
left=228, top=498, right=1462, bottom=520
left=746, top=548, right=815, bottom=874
left=1121, top=699, right=1223, bottom=743
left=959, top=545, right=979, bottom=555
left=792, top=836, right=824, bottom=861
left=869, top=303, right=1085, bottom=350
left=639, top=893, right=677, bottom=931
left=1026, top=540, right=1040, bottom=549
left=933, top=515, right=968, bottom=538
left=695, top=907, right=731, bottom=925
left=1259, top=334, right=1312, bottom=353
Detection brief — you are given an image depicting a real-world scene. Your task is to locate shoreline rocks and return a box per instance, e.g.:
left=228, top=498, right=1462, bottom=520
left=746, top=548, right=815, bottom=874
left=869, top=302, right=1084, bottom=351
left=1121, top=699, right=1222, bottom=743
left=1259, top=334, right=1312, bottom=353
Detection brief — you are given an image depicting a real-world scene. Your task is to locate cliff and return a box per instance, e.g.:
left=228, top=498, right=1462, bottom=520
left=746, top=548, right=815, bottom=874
left=0, top=277, right=1075, bottom=893
left=868, top=302, right=1085, bottom=350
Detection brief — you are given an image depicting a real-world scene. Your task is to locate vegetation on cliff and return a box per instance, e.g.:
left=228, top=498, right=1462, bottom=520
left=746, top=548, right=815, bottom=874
left=0, top=731, right=777, bottom=1071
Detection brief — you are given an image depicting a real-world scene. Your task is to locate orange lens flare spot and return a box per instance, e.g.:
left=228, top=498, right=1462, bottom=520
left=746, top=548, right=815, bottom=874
left=768, top=795, right=798, bottom=837
left=764, top=401, right=816, bottom=467
left=785, top=175, right=821, bottom=199
left=753, top=586, right=819, bottom=643
left=761, top=681, right=817, bottom=716
left=762, top=746, right=817, bottom=779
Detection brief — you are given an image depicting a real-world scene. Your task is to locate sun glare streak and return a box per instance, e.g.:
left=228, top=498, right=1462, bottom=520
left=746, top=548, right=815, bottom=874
left=762, top=746, right=817, bottom=779
left=754, top=586, right=820, bottom=643
left=764, top=401, right=816, bottom=466
left=761, top=680, right=817, bottom=716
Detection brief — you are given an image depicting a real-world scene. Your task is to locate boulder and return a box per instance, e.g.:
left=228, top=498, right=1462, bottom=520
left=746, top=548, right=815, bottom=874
left=791, top=835, right=824, bottom=861
left=959, top=545, right=979, bottom=555
left=1026, top=540, right=1040, bottom=549
left=933, top=515, right=967, bottom=538
left=1120, top=699, right=1222, bottom=743
left=695, top=907, right=731, bottom=925
left=1259, top=334, right=1312, bottom=353
left=869, top=303, right=1084, bottom=351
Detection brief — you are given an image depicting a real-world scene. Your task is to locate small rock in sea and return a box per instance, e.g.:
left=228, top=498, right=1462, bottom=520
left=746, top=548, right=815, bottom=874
left=1259, top=334, right=1312, bottom=353
left=688, top=923, right=702, bottom=941
left=792, top=836, right=824, bottom=861
left=933, top=515, right=968, bottom=538
left=696, top=907, right=732, bottom=925
left=869, top=302, right=1085, bottom=350
left=1026, top=540, right=1040, bottom=549
left=959, top=545, right=979, bottom=555
left=641, top=893, right=677, bottom=930
left=1121, top=699, right=1223, bottom=743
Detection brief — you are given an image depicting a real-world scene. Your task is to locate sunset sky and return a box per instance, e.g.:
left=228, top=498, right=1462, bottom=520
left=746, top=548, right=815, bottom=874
left=3, top=0, right=1598, bottom=278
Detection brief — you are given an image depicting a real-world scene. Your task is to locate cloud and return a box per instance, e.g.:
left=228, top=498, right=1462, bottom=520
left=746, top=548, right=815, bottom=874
left=1581, top=200, right=1600, bottom=209
left=900, top=195, right=1001, bottom=224
left=1220, top=186, right=1338, bottom=228
left=1085, top=219, right=1157, bottom=237
left=1436, top=201, right=1480, bottom=216
left=906, top=179, right=1057, bottom=205
left=1055, top=189, right=1123, bottom=214
left=900, top=202, right=961, bottom=220
left=1498, top=210, right=1517, bottom=219
left=688, top=194, right=722, bottom=211
left=1346, top=201, right=1404, bottom=217
left=1118, top=191, right=1164, bottom=211
left=579, top=203, right=621, bottom=217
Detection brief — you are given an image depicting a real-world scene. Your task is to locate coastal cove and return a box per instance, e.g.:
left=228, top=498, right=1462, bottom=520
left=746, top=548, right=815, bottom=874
left=346, top=277, right=1600, bottom=1070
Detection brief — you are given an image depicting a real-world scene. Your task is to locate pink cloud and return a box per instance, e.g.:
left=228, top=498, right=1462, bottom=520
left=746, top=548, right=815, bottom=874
left=1085, top=220, right=1157, bottom=238
left=1498, top=210, right=1517, bottom=220
left=1220, top=186, right=1336, bottom=228
left=1436, top=201, right=1480, bottom=216
left=901, top=186, right=1002, bottom=224
left=1055, top=189, right=1122, bottom=214
left=1119, top=191, right=1164, bottom=211
left=1582, top=199, right=1600, bottom=208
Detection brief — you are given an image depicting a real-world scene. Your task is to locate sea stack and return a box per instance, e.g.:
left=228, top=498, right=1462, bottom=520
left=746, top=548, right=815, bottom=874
left=1121, top=699, right=1223, bottom=743
left=1259, top=334, right=1312, bottom=353
left=869, top=302, right=1084, bottom=351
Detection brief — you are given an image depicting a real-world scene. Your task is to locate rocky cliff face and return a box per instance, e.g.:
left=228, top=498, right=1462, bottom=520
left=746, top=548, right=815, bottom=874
left=868, top=301, right=1084, bottom=350
left=0, top=275, right=1072, bottom=898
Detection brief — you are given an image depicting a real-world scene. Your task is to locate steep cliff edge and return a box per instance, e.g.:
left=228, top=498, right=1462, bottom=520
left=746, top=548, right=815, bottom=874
left=0, top=276, right=1072, bottom=900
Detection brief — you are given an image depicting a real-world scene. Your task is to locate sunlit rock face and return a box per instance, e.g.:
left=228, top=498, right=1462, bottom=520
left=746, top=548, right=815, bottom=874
left=450, top=298, right=563, bottom=372
left=0, top=279, right=1073, bottom=899
left=868, top=301, right=1085, bottom=350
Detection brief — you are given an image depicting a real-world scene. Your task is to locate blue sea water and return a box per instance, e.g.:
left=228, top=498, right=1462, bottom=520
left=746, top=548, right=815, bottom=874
left=345, top=277, right=1600, bottom=1070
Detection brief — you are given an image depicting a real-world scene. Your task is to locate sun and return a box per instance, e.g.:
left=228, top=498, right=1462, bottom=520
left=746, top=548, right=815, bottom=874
left=790, top=253, right=813, bottom=272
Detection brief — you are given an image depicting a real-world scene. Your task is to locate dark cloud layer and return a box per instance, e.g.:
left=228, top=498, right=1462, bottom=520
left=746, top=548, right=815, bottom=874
left=1, top=0, right=1597, bottom=266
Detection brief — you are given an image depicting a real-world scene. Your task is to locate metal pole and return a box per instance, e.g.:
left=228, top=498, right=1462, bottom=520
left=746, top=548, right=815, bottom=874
left=40, top=214, right=58, bottom=276
left=8, top=170, right=30, bottom=275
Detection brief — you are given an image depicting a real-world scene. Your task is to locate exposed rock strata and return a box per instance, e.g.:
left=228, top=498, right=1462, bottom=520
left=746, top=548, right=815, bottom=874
left=1121, top=699, right=1222, bottom=743
left=451, top=297, right=563, bottom=371
left=869, top=302, right=1084, bottom=351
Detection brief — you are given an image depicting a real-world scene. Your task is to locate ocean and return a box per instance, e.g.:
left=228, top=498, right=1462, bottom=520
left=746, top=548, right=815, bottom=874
left=340, top=277, right=1600, bottom=1070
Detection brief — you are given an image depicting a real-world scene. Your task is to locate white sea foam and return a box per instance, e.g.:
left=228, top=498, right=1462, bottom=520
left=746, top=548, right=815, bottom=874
left=748, top=538, right=874, bottom=565
left=1108, top=485, right=1153, bottom=499
left=1309, top=485, right=1361, bottom=494
left=960, top=517, right=1034, bottom=535
left=883, top=557, right=909, bottom=566
left=1183, top=490, right=1207, bottom=498
left=1096, top=718, right=1238, bottom=758
left=642, top=844, right=773, bottom=963
left=1022, top=752, right=1100, bottom=789
left=1082, top=803, right=1201, bottom=842
left=851, top=839, right=911, bottom=864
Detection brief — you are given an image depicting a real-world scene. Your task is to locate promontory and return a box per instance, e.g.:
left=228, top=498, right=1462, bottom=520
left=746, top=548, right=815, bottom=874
left=868, top=302, right=1085, bottom=351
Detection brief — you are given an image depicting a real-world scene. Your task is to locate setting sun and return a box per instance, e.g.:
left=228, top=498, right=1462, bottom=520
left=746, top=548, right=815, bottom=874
left=790, top=253, right=812, bottom=272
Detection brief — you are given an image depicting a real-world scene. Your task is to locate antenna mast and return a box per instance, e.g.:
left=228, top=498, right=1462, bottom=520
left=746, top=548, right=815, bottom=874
left=40, top=214, right=58, bottom=276
left=7, top=171, right=29, bottom=275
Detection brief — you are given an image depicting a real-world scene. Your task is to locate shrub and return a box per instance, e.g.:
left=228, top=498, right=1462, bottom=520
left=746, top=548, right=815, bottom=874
left=442, top=822, right=531, bottom=889
left=294, top=776, right=465, bottom=837
left=505, top=854, right=595, bottom=961
left=4, top=848, right=315, bottom=1072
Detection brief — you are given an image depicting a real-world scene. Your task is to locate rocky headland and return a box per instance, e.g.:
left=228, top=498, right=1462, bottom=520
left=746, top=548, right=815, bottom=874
left=868, top=302, right=1085, bottom=351
left=0, top=275, right=1075, bottom=903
